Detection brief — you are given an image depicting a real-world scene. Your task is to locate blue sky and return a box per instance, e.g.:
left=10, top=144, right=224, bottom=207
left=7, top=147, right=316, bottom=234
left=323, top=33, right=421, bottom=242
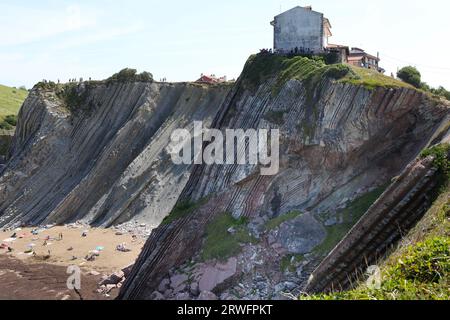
left=1, top=0, right=450, bottom=89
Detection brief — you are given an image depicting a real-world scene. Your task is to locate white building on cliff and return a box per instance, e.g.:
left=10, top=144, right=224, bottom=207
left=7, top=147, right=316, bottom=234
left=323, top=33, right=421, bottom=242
left=270, top=6, right=332, bottom=54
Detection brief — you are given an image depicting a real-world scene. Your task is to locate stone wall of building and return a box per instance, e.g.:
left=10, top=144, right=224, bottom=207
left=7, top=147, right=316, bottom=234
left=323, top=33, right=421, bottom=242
left=273, top=7, right=324, bottom=53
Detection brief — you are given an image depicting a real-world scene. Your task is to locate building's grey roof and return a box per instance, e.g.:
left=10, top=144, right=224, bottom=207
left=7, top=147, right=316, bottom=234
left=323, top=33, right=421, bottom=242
left=273, top=6, right=323, bottom=19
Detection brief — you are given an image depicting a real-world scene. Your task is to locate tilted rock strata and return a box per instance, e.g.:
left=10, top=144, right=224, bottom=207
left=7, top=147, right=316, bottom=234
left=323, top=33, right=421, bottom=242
left=119, top=74, right=449, bottom=299
left=0, top=82, right=230, bottom=228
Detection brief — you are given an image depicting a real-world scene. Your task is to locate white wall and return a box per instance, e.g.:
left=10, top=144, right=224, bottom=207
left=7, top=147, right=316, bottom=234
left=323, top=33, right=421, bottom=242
left=273, top=7, right=324, bottom=53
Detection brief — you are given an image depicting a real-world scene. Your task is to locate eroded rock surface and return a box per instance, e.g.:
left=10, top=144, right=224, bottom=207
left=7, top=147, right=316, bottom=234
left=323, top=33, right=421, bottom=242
left=0, top=82, right=230, bottom=228
left=1, top=57, right=449, bottom=300
left=276, top=214, right=326, bottom=254
left=119, top=61, right=450, bottom=299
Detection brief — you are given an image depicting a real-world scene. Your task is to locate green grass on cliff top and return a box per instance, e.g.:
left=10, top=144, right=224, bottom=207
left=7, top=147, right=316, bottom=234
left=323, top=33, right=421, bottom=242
left=0, top=84, right=28, bottom=122
left=240, top=53, right=414, bottom=93
left=340, top=66, right=413, bottom=90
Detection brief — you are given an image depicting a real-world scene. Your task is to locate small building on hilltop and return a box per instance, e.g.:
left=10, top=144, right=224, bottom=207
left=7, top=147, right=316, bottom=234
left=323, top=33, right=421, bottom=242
left=348, top=48, right=384, bottom=73
left=326, top=44, right=350, bottom=63
left=271, top=6, right=332, bottom=54
left=270, top=6, right=384, bottom=73
left=196, top=74, right=227, bottom=84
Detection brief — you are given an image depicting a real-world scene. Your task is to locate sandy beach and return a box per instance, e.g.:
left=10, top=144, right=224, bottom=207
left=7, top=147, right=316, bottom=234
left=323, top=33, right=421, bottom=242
left=0, top=224, right=146, bottom=300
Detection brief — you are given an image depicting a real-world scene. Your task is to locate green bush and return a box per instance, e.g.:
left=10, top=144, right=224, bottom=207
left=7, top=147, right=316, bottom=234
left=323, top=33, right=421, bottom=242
left=107, top=68, right=153, bottom=83
left=56, top=84, right=90, bottom=112
left=138, top=71, right=153, bottom=82
left=324, top=64, right=351, bottom=80
left=431, top=86, right=450, bottom=100
left=421, top=84, right=450, bottom=101
left=4, top=115, right=17, bottom=127
left=421, top=144, right=450, bottom=179
left=397, top=66, right=421, bottom=88
left=324, top=51, right=340, bottom=65
left=112, top=68, right=137, bottom=81
left=34, top=81, right=57, bottom=90
left=241, top=54, right=286, bottom=90
left=0, top=121, right=13, bottom=130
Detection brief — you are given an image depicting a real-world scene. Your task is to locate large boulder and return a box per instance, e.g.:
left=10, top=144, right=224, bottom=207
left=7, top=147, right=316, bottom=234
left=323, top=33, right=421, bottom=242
left=198, top=257, right=238, bottom=292
left=276, top=213, right=326, bottom=254
left=170, top=274, right=189, bottom=291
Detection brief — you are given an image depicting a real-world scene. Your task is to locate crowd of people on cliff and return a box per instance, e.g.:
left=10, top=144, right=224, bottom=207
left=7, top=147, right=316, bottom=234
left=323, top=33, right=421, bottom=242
left=259, top=46, right=315, bottom=57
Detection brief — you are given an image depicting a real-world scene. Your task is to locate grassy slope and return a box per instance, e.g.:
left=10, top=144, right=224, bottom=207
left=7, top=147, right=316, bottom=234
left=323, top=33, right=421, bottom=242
left=201, top=213, right=257, bottom=262
left=240, top=53, right=415, bottom=95
left=304, top=145, right=450, bottom=300
left=305, top=186, right=450, bottom=300
left=341, top=66, right=413, bottom=90
left=0, top=84, right=27, bottom=154
left=0, top=84, right=28, bottom=122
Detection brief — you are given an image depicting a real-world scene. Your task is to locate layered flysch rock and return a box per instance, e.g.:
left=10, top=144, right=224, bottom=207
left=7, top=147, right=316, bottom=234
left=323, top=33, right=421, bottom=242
left=304, top=144, right=450, bottom=293
left=118, top=57, right=449, bottom=299
left=1, top=55, right=449, bottom=299
left=0, top=81, right=230, bottom=228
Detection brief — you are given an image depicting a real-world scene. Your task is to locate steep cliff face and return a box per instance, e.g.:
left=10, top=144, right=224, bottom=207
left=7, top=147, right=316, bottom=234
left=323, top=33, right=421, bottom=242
left=0, top=81, right=230, bottom=228
left=118, top=56, right=449, bottom=299
left=1, top=55, right=449, bottom=300
left=304, top=149, right=448, bottom=293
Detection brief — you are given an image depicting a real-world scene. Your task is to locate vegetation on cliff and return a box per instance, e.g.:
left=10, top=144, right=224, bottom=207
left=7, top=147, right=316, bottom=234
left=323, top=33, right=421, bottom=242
left=420, top=144, right=450, bottom=182
left=240, top=53, right=413, bottom=95
left=304, top=144, right=450, bottom=300
left=33, top=68, right=154, bottom=113
left=0, top=84, right=27, bottom=130
left=239, top=53, right=418, bottom=142
left=106, top=68, right=153, bottom=83
left=397, top=66, right=422, bottom=88
left=201, top=213, right=257, bottom=261
left=314, top=185, right=388, bottom=256
left=240, top=53, right=352, bottom=94
left=341, top=66, right=412, bottom=90
left=161, top=198, right=212, bottom=226
left=395, top=65, right=450, bottom=101
left=304, top=185, right=450, bottom=300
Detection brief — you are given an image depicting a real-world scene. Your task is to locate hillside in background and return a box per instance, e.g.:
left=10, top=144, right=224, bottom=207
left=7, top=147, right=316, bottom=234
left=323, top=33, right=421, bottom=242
left=0, top=84, right=28, bottom=156
left=0, top=84, right=28, bottom=130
